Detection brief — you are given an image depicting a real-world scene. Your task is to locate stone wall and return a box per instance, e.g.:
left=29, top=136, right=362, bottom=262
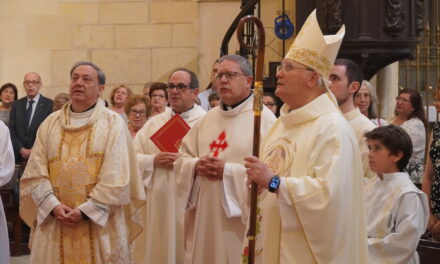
left=0, top=0, right=291, bottom=101
left=0, top=0, right=200, bottom=100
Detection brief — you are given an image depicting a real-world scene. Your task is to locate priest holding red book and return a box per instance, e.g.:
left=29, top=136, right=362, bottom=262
left=132, top=68, right=206, bottom=264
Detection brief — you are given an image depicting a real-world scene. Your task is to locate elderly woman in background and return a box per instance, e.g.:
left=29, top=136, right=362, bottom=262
left=52, top=92, right=70, bottom=112
left=109, top=84, right=133, bottom=123
left=125, top=95, right=151, bottom=139
left=423, top=89, right=440, bottom=241
left=391, top=88, right=427, bottom=184
left=0, top=83, right=18, bottom=125
left=354, top=80, right=388, bottom=126
left=148, top=82, right=168, bottom=118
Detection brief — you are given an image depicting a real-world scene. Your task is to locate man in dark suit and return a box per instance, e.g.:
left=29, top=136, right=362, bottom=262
left=9, top=72, right=53, bottom=164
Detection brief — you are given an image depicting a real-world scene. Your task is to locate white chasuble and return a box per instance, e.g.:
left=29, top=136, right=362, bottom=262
left=243, top=93, right=368, bottom=264
left=132, top=105, right=205, bottom=264
left=20, top=100, right=146, bottom=264
left=175, top=95, right=276, bottom=264
left=365, top=172, right=428, bottom=264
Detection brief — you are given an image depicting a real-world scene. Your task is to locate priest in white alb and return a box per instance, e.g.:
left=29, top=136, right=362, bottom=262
left=20, top=61, right=146, bottom=264
left=0, top=121, right=14, bottom=264
left=132, top=68, right=205, bottom=264
left=174, top=55, right=276, bottom=264
left=243, top=10, right=369, bottom=264
left=329, top=58, right=376, bottom=180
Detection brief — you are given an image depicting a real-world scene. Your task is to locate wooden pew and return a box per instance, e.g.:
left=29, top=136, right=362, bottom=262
left=418, top=239, right=440, bottom=264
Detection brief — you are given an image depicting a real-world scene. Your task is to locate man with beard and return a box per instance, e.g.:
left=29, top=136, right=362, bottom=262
left=20, top=61, right=145, bottom=263
left=329, top=58, right=376, bottom=180
left=175, top=55, right=276, bottom=264
left=132, top=68, right=206, bottom=264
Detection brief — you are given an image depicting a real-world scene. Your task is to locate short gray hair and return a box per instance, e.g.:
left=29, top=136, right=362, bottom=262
left=70, top=61, right=106, bottom=85
left=218, top=55, right=252, bottom=76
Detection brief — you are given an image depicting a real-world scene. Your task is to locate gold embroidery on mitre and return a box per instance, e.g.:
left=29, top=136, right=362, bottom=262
left=285, top=47, right=332, bottom=78
left=284, top=9, right=344, bottom=82
left=48, top=127, right=103, bottom=264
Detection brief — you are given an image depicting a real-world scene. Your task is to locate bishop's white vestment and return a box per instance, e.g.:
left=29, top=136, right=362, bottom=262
left=175, top=95, right=276, bottom=264
left=132, top=105, right=205, bottom=264
left=365, top=172, right=428, bottom=264
left=243, top=93, right=369, bottom=264
left=20, top=100, right=146, bottom=264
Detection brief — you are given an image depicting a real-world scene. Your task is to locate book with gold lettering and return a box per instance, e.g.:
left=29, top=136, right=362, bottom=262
left=150, top=114, right=190, bottom=152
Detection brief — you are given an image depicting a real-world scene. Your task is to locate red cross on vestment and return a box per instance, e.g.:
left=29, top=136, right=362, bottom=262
left=210, top=130, right=228, bottom=157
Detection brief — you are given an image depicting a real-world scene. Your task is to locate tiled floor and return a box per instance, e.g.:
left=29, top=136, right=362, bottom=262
left=10, top=255, right=30, bottom=264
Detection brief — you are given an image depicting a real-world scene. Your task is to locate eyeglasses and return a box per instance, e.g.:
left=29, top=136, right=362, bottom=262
left=276, top=63, right=314, bottom=73
left=395, top=96, right=410, bottom=103
left=167, top=83, right=191, bottom=91
left=214, top=71, right=246, bottom=81
left=130, top=109, right=147, bottom=117
left=23, top=80, right=41, bottom=86
left=264, top=102, right=276, bottom=107
left=150, top=94, right=165, bottom=99
left=354, top=93, right=370, bottom=99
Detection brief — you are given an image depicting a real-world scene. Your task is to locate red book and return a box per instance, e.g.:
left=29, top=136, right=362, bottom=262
left=150, top=114, right=190, bottom=152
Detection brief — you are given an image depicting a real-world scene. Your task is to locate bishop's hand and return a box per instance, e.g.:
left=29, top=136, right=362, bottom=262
left=244, top=156, right=274, bottom=189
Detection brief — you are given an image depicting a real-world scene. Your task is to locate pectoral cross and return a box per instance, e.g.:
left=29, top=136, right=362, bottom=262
left=210, top=130, right=228, bottom=157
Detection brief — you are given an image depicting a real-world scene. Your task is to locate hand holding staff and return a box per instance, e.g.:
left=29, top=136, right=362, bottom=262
left=237, top=15, right=265, bottom=264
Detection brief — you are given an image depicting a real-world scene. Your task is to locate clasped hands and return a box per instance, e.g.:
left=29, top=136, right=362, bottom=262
left=428, top=214, right=440, bottom=241
left=52, top=204, right=85, bottom=227
left=195, top=156, right=225, bottom=181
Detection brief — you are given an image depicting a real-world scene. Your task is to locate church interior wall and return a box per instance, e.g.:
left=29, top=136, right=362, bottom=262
left=0, top=0, right=401, bottom=117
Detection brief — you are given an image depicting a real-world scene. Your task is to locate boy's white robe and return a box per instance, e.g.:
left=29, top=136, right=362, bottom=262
left=365, top=172, right=429, bottom=264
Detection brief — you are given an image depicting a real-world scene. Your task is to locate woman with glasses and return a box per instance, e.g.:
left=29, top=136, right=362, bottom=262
left=0, top=83, right=18, bottom=125
left=263, top=92, right=279, bottom=116
left=391, top=88, right=427, bottom=185
left=148, top=82, right=169, bottom=118
left=125, top=95, right=151, bottom=139
left=109, top=85, right=133, bottom=123
left=354, top=80, right=388, bottom=127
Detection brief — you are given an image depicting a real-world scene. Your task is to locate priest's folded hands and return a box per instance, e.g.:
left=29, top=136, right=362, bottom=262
left=52, top=204, right=85, bottom=227
left=195, top=155, right=225, bottom=181
left=153, top=152, right=179, bottom=169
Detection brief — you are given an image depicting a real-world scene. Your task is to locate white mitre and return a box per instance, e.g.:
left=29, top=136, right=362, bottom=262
left=285, top=9, right=345, bottom=88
